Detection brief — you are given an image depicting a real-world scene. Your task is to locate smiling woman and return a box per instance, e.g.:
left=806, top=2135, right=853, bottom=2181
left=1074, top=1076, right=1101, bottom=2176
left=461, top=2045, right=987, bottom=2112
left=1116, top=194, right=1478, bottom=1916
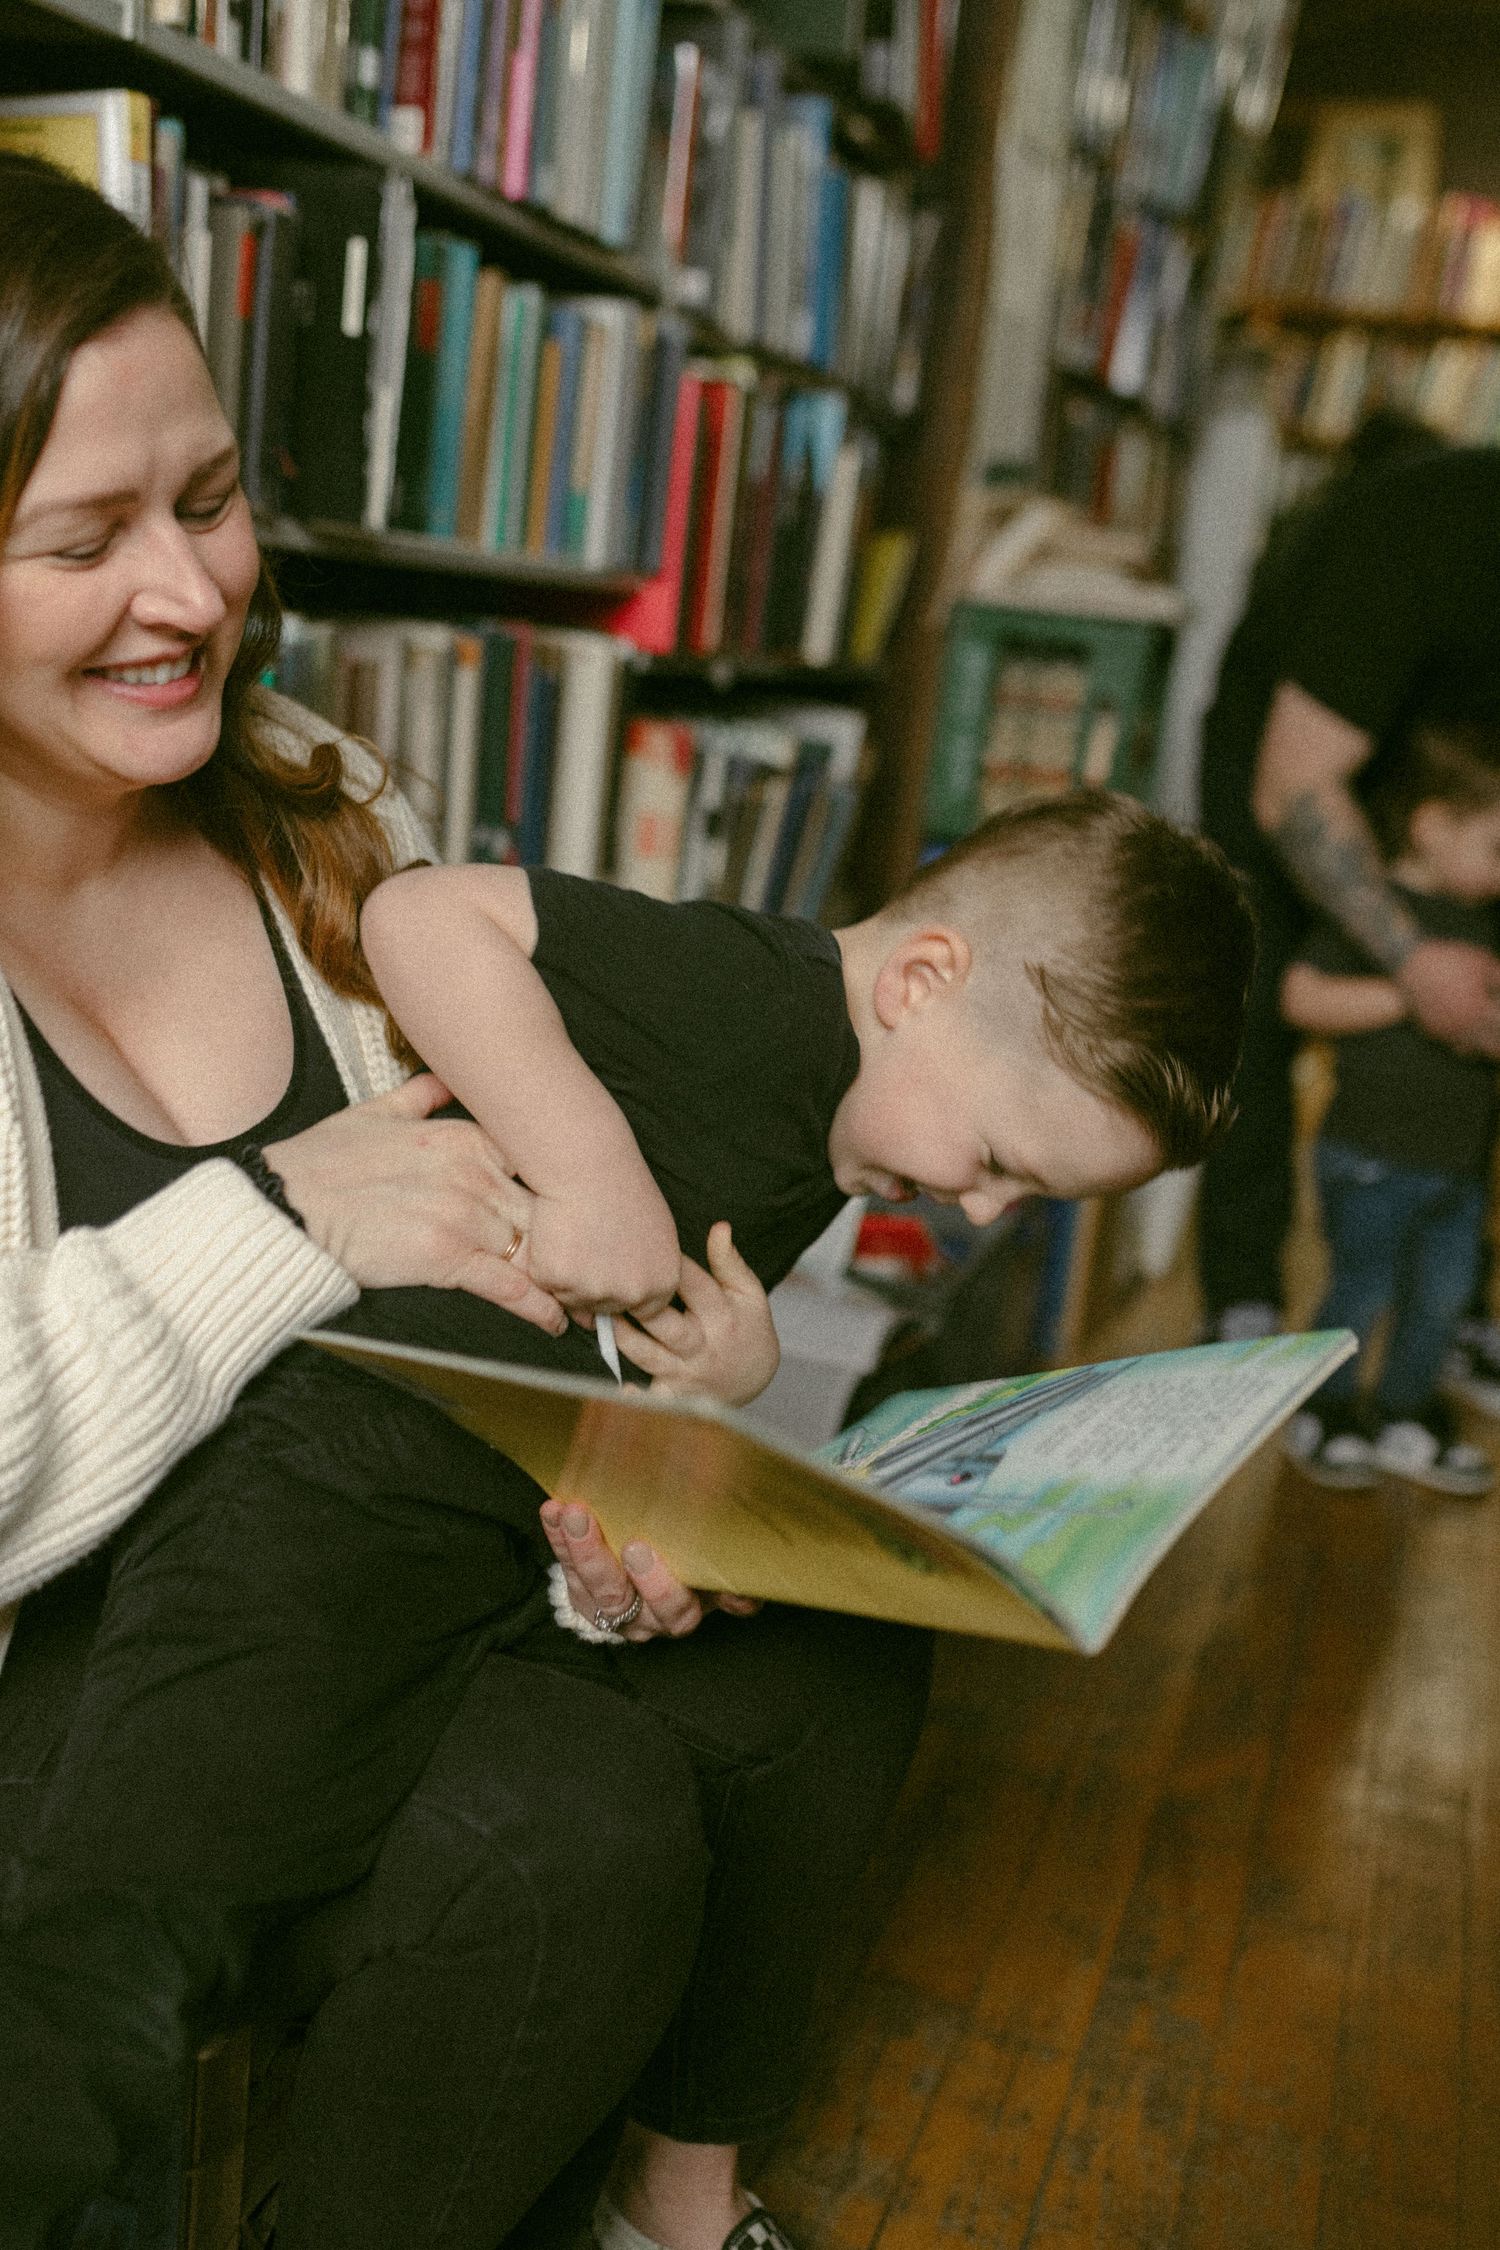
left=0, top=153, right=936, bottom=2250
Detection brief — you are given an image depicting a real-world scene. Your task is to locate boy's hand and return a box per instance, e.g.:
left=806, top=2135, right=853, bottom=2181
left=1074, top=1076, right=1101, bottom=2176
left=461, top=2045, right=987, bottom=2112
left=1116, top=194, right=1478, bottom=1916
left=615, top=1222, right=781, bottom=1406
left=521, top=1146, right=682, bottom=1322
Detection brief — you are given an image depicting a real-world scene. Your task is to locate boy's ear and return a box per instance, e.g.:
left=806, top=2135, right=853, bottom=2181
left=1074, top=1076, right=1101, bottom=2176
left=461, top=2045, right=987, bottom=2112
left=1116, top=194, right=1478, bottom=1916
left=872, top=927, right=974, bottom=1028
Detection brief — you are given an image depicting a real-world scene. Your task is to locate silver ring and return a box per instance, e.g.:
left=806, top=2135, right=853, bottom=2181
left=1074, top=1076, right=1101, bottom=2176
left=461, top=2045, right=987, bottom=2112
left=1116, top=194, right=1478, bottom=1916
left=592, top=1591, right=643, bottom=1634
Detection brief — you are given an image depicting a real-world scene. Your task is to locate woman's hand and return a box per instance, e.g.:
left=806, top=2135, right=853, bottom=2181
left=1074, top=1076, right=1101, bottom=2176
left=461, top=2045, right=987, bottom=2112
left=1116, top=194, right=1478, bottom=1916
left=614, top=1223, right=780, bottom=1406
left=264, top=1074, right=567, bottom=1335
left=540, top=1500, right=760, bottom=1642
left=523, top=1146, right=683, bottom=1326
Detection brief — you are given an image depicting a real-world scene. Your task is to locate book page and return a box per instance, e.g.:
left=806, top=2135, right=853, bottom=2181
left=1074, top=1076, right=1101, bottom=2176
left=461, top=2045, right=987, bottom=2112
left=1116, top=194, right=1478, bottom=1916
left=820, top=1332, right=1354, bottom=1653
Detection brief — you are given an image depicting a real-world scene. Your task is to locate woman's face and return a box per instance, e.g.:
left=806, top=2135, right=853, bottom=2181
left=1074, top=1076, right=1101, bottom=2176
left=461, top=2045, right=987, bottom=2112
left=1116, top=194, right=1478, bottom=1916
left=0, top=305, right=259, bottom=809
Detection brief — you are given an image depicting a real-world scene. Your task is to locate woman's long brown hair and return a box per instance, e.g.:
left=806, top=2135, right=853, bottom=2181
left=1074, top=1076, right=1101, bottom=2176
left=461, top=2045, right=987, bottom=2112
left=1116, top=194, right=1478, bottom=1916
left=0, top=150, right=400, bottom=1020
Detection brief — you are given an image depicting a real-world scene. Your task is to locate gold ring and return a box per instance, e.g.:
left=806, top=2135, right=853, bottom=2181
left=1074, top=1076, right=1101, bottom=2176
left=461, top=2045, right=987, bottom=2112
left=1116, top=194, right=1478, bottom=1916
left=499, top=1223, right=523, bottom=1262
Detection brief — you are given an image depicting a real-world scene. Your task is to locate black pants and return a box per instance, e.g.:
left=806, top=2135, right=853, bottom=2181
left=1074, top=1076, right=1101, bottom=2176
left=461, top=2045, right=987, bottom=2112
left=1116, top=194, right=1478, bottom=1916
left=0, top=1351, right=932, bottom=2250
left=1195, top=841, right=1305, bottom=1324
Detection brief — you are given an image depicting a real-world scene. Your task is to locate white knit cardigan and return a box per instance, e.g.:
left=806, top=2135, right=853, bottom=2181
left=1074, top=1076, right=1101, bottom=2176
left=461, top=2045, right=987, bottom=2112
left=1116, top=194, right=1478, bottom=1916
left=0, top=691, right=429, bottom=1648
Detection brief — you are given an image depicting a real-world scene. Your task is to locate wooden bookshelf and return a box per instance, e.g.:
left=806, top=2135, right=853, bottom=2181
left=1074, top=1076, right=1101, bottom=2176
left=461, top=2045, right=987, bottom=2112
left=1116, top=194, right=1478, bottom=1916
left=1229, top=296, right=1500, bottom=342
left=256, top=515, right=644, bottom=594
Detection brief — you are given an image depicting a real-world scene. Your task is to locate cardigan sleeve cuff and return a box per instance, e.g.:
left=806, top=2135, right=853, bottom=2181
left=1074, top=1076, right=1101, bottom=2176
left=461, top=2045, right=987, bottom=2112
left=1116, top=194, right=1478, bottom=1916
left=103, top=1157, right=358, bottom=1420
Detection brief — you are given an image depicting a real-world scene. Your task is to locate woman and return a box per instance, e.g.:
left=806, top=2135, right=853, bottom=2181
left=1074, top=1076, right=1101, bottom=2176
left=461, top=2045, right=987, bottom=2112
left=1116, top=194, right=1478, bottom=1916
left=0, top=154, right=931, bottom=2250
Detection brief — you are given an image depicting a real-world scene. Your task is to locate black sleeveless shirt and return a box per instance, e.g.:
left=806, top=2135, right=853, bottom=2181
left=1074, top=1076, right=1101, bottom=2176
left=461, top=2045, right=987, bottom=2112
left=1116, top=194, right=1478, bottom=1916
left=19, top=892, right=347, bottom=1233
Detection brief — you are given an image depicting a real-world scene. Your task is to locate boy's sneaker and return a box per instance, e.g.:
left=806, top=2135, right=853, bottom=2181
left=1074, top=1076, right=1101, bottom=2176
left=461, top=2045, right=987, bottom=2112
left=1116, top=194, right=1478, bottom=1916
left=1283, top=1401, right=1379, bottom=1489
left=1441, top=1317, right=1500, bottom=1418
left=1373, top=1402, right=1495, bottom=1497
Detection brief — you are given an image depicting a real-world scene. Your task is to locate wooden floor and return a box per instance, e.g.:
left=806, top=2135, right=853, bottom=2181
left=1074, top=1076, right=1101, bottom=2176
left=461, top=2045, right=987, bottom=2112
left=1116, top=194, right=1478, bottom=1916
left=750, top=1245, right=1500, bottom=2250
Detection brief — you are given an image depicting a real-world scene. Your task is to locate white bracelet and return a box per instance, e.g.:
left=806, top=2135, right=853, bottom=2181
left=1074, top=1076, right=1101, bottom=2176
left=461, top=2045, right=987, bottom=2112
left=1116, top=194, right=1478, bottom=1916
left=546, top=1562, right=628, bottom=1645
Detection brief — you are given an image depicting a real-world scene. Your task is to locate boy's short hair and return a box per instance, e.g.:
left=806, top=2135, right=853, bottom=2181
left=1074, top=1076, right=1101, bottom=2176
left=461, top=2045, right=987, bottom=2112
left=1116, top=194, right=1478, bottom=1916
left=1367, top=718, right=1500, bottom=860
left=891, top=791, right=1255, bottom=1169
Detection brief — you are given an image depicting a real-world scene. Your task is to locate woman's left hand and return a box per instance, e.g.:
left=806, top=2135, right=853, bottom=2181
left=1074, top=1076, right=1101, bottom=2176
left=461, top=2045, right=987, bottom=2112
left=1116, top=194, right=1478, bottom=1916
left=539, top=1500, right=760, bottom=1642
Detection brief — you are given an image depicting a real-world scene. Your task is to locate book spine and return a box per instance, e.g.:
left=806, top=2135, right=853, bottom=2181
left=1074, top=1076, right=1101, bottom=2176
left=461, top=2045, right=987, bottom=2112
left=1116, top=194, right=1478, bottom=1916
left=389, top=0, right=440, bottom=153
left=610, top=716, right=696, bottom=897
left=424, top=236, right=481, bottom=536
left=500, top=0, right=544, bottom=201
left=605, top=370, right=702, bottom=655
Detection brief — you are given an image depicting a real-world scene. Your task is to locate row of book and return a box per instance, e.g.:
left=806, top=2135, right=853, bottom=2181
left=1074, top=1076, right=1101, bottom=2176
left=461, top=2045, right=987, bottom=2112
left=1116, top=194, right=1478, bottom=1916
left=1070, top=0, right=1222, bottom=218
left=601, top=368, right=903, bottom=664
left=1268, top=331, right=1500, bottom=452
left=142, top=0, right=667, bottom=248
left=136, top=0, right=953, bottom=286
left=638, top=6, right=939, bottom=406
left=1224, top=188, right=1500, bottom=328
left=1053, top=164, right=1197, bottom=416
left=269, top=611, right=867, bottom=914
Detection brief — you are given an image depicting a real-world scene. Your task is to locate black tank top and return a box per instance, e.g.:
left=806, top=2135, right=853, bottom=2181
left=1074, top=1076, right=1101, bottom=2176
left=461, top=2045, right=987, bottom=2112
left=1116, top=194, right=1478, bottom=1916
left=17, top=890, right=349, bottom=1232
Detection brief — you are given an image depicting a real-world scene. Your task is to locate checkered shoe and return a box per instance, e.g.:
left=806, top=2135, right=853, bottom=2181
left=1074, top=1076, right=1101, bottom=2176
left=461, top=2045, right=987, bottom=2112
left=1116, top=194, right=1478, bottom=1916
left=594, top=2189, right=800, bottom=2250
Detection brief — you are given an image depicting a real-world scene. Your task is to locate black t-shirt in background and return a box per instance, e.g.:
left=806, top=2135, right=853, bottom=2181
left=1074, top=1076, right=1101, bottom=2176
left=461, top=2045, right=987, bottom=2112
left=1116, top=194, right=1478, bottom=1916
left=1200, top=447, right=1500, bottom=869
left=336, top=871, right=861, bottom=1375
left=1297, top=885, right=1500, bottom=1179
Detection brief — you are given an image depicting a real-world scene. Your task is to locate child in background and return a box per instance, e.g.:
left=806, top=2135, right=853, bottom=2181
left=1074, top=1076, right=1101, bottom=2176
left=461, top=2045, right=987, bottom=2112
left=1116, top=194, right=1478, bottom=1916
left=1282, top=721, right=1500, bottom=1495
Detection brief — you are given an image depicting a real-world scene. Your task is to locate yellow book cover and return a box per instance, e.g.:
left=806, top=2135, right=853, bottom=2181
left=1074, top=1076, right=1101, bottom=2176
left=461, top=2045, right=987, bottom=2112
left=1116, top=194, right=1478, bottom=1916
left=0, top=90, right=153, bottom=230
left=309, top=1329, right=1355, bottom=1652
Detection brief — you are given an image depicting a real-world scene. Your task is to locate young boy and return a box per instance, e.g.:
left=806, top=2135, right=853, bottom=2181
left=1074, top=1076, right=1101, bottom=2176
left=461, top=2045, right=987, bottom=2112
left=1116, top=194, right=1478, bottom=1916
left=355, top=788, right=1254, bottom=1397
left=1281, top=722, right=1500, bottom=1495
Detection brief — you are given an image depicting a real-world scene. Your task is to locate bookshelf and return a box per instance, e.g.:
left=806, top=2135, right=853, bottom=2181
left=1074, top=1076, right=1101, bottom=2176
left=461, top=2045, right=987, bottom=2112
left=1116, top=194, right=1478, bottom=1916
left=1217, top=175, right=1500, bottom=456
left=0, top=0, right=958, bottom=916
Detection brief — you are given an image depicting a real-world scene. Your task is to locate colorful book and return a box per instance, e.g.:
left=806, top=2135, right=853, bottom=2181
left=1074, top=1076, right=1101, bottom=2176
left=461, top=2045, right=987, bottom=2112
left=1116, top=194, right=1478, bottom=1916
left=605, top=370, right=703, bottom=653
left=309, top=1331, right=1357, bottom=1650
left=423, top=232, right=481, bottom=537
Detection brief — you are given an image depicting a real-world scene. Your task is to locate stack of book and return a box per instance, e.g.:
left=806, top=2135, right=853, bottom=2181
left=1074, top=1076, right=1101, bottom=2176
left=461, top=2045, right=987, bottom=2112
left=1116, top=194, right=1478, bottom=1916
left=637, top=6, right=938, bottom=410
left=272, top=617, right=869, bottom=914
left=273, top=614, right=630, bottom=874
left=609, top=701, right=867, bottom=915
left=1224, top=187, right=1500, bottom=325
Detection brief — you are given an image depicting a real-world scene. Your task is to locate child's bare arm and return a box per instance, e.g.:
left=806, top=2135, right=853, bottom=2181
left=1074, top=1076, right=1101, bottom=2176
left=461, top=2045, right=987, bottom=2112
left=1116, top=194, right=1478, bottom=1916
left=615, top=1223, right=782, bottom=1405
left=1281, top=959, right=1408, bottom=1035
left=361, top=865, right=680, bottom=1318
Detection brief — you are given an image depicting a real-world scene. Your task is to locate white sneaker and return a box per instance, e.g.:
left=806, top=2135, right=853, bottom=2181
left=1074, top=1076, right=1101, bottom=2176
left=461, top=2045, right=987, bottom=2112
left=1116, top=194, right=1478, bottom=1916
left=1373, top=1415, right=1495, bottom=1497
left=1441, top=1319, right=1500, bottom=1418
left=595, top=2192, right=798, bottom=2250
left=1283, top=1407, right=1379, bottom=1489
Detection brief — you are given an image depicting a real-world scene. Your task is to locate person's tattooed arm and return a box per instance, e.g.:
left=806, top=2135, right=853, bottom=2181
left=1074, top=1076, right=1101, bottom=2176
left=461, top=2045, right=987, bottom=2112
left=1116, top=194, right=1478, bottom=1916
left=1269, top=788, right=1421, bottom=972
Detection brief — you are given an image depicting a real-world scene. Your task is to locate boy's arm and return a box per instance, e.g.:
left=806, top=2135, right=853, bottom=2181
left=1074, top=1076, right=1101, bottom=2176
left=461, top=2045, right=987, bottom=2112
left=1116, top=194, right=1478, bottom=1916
left=1280, top=959, right=1408, bottom=1036
left=361, top=865, right=680, bottom=1319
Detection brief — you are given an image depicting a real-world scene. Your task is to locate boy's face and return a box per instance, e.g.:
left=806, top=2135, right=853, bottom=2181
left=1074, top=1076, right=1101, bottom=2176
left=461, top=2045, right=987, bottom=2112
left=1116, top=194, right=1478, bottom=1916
left=828, top=933, right=1161, bottom=1226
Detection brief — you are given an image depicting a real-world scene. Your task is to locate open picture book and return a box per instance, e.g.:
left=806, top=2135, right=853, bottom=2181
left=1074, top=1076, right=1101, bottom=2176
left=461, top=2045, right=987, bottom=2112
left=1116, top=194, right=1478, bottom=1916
left=310, top=1328, right=1355, bottom=1653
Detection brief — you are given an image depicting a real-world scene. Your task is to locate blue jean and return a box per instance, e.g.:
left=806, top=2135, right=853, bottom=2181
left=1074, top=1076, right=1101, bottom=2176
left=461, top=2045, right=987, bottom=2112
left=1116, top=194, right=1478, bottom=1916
left=1313, top=1138, right=1488, bottom=1419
